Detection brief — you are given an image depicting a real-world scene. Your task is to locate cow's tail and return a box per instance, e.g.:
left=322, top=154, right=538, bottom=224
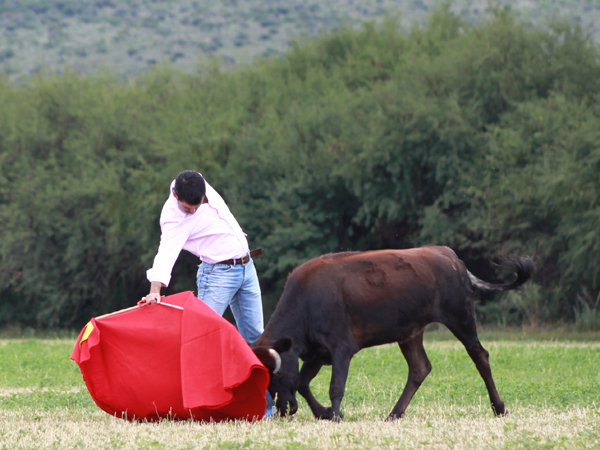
left=468, top=256, right=535, bottom=291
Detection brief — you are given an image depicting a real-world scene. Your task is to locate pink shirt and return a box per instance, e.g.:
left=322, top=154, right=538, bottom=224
left=146, top=179, right=250, bottom=286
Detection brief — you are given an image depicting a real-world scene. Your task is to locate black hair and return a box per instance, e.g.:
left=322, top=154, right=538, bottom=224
left=174, top=171, right=206, bottom=205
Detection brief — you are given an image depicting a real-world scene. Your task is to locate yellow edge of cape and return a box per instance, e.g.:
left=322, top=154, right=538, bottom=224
left=79, top=321, right=94, bottom=349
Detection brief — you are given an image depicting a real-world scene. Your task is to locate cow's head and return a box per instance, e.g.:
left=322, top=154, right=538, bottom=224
left=252, top=337, right=298, bottom=417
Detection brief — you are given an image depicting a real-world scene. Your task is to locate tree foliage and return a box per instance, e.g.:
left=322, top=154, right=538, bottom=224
left=1, top=8, right=599, bottom=328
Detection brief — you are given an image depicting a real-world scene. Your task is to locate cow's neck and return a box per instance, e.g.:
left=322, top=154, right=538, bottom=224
left=264, top=305, right=311, bottom=358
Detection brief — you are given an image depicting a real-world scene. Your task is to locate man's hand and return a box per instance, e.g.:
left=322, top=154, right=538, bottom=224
left=138, top=293, right=162, bottom=306
left=138, top=281, right=163, bottom=306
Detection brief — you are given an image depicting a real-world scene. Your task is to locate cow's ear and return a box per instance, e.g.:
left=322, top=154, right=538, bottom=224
left=273, top=337, right=292, bottom=354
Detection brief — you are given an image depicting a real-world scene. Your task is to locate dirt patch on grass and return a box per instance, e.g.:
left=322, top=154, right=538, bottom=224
left=0, top=387, right=82, bottom=397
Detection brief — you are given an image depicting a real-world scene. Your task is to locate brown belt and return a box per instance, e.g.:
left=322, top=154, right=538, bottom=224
left=216, top=248, right=262, bottom=265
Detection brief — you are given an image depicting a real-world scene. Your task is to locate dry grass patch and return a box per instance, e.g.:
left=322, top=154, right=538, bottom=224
left=1, top=404, right=599, bottom=449
left=0, top=387, right=82, bottom=397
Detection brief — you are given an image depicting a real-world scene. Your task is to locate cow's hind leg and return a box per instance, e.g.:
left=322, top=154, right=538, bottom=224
left=387, top=330, right=432, bottom=421
left=298, top=360, right=332, bottom=420
left=445, top=319, right=507, bottom=416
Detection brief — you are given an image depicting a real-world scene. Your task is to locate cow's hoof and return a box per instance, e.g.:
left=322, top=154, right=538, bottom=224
left=316, top=407, right=335, bottom=420
left=315, top=407, right=333, bottom=420
left=492, top=404, right=509, bottom=417
left=385, top=412, right=405, bottom=421
left=315, top=408, right=344, bottom=421
left=332, top=410, right=344, bottom=422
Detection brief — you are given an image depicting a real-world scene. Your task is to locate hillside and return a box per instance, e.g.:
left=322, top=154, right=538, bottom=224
left=1, top=0, right=599, bottom=79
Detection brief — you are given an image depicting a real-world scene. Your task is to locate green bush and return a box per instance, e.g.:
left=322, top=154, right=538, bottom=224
left=0, top=7, right=599, bottom=329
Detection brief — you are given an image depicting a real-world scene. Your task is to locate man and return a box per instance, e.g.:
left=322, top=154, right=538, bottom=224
left=141, top=170, right=265, bottom=344
left=141, top=171, right=273, bottom=416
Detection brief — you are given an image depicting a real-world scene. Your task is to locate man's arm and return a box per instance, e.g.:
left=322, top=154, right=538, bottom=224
left=142, top=219, right=191, bottom=305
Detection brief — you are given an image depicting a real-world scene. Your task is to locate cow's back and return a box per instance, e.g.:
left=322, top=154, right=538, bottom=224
left=286, top=246, right=469, bottom=349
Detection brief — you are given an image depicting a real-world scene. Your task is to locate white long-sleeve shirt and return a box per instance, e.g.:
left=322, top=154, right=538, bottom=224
left=146, top=178, right=250, bottom=286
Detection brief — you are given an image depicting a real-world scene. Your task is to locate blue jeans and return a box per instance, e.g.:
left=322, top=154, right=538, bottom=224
left=196, top=258, right=264, bottom=343
left=196, top=258, right=274, bottom=417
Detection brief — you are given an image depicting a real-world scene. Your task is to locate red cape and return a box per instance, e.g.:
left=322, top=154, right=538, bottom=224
left=71, top=291, right=269, bottom=422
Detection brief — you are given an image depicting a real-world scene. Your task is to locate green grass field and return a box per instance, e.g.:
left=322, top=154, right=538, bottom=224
left=1, top=331, right=599, bottom=449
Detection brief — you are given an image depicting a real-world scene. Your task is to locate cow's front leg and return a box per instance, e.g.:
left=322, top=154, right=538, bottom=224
left=329, top=352, right=353, bottom=422
left=298, top=360, right=332, bottom=419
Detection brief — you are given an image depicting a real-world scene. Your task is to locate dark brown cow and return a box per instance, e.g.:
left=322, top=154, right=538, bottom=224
left=252, top=245, right=534, bottom=421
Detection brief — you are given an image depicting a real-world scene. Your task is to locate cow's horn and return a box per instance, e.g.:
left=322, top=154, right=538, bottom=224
left=268, top=348, right=281, bottom=374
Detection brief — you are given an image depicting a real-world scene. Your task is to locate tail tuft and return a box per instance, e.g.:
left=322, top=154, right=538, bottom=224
left=468, top=256, right=535, bottom=291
